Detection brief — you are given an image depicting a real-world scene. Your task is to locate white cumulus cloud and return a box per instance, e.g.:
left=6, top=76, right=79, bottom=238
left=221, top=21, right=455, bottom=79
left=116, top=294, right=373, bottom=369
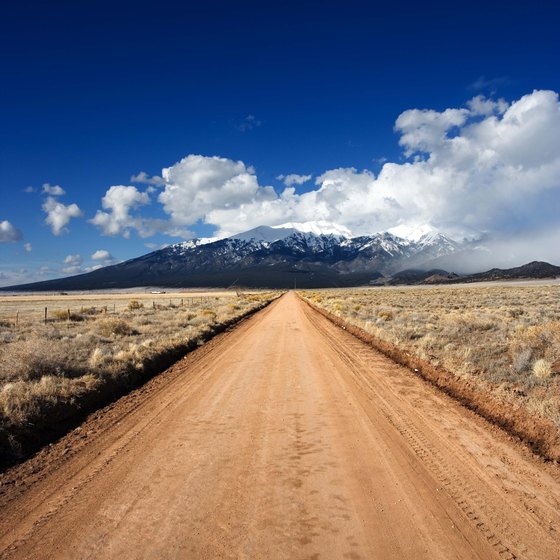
left=159, top=155, right=276, bottom=228
left=62, top=254, right=83, bottom=274
left=43, top=197, right=83, bottom=235
left=91, top=249, right=114, bottom=261
left=466, top=95, right=508, bottom=117
left=0, top=220, right=23, bottom=243
left=24, top=243, right=32, bottom=252
left=395, top=107, right=470, bottom=156
left=130, top=171, right=165, bottom=186
left=42, top=183, right=66, bottom=196
left=90, top=186, right=150, bottom=238
left=64, top=254, right=83, bottom=266
left=277, top=174, right=313, bottom=187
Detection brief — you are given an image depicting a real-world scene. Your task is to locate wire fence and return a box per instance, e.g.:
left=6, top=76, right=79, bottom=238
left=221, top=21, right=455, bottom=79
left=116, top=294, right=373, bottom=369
left=0, top=295, right=233, bottom=327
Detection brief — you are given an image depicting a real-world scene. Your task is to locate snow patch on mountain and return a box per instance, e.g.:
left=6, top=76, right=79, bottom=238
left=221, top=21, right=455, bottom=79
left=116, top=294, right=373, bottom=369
left=169, top=237, right=219, bottom=254
left=387, top=224, right=435, bottom=242
left=272, top=221, right=352, bottom=238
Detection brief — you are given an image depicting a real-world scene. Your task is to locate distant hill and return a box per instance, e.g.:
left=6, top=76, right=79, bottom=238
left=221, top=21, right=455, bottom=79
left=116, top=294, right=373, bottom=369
left=368, top=262, right=559, bottom=286
left=423, top=272, right=461, bottom=284
left=456, top=261, right=560, bottom=283
left=371, top=269, right=461, bottom=285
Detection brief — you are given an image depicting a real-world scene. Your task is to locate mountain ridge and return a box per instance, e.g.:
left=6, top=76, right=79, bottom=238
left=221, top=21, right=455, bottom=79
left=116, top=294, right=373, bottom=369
left=2, top=224, right=558, bottom=290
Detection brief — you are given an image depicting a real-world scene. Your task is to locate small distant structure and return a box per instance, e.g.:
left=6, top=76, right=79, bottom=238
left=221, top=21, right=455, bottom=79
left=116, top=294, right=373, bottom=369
left=150, top=290, right=166, bottom=294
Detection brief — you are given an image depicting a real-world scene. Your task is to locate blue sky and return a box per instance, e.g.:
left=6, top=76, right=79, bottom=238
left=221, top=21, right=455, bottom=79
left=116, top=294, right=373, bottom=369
left=1, top=0, right=560, bottom=285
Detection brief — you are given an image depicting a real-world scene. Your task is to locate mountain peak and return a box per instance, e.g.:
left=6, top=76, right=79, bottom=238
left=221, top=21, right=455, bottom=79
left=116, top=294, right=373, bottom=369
left=387, top=224, right=436, bottom=242
left=229, top=225, right=295, bottom=243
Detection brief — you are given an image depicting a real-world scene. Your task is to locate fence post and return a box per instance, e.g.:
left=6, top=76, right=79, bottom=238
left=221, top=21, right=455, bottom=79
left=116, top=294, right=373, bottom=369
left=44, top=307, right=47, bottom=324
left=67, top=309, right=71, bottom=321
left=15, top=311, right=18, bottom=327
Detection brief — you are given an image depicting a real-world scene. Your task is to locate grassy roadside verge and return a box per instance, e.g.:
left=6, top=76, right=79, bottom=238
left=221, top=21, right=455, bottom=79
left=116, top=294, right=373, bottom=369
left=300, top=293, right=560, bottom=462
left=0, top=293, right=279, bottom=469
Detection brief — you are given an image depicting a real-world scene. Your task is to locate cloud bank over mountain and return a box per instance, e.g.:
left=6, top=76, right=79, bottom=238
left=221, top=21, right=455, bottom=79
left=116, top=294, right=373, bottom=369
left=88, top=90, right=560, bottom=265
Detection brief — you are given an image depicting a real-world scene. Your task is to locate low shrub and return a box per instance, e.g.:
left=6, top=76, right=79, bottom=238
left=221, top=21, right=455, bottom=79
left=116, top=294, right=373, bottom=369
left=95, top=318, right=138, bottom=337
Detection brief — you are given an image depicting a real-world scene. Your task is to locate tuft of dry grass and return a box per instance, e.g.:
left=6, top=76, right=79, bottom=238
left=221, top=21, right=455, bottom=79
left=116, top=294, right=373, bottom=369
left=533, top=359, right=552, bottom=379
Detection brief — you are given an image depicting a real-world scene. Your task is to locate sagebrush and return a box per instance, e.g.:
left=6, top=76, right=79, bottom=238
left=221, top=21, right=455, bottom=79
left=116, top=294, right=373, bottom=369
left=301, top=284, right=560, bottom=427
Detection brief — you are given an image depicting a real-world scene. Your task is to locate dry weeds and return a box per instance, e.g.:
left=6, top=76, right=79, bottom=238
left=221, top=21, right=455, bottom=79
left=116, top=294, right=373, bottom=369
left=301, top=285, right=560, bottom=429
left=0, top=292, right=278, bottom=461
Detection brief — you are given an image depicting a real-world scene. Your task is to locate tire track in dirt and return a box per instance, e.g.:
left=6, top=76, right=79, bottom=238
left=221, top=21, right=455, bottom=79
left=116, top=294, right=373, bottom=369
left=1, top=292, right=559, bottom=559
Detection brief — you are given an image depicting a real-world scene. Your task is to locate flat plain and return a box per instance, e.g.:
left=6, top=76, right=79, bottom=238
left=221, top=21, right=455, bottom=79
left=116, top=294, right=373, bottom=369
left=0, top=291, right=559, bottom=559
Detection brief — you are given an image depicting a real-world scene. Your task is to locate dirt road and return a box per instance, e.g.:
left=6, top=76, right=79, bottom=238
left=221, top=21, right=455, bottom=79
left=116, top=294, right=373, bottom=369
left=1, top=292, right=559, bottom=559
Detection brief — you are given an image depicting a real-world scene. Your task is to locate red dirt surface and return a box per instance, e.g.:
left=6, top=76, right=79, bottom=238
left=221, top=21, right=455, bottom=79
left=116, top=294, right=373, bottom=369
left=1, top=292, right=559, bottom=559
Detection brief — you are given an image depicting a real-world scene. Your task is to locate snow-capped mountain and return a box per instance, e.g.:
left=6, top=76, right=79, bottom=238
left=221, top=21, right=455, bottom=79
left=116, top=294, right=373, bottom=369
left=5, top=222, right=462, bottom=290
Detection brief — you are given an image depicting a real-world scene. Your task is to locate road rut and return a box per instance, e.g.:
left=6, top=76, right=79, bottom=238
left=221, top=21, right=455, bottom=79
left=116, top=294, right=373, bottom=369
left=1, top=292, right=559, bottom=559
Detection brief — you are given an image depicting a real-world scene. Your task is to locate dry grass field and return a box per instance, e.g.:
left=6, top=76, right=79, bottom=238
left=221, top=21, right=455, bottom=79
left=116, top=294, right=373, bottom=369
left=301, top=284, right=560, bottom=429
left=0, top=290, right=278, bottom=462
left=3, top=292, right=560, bottom=558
